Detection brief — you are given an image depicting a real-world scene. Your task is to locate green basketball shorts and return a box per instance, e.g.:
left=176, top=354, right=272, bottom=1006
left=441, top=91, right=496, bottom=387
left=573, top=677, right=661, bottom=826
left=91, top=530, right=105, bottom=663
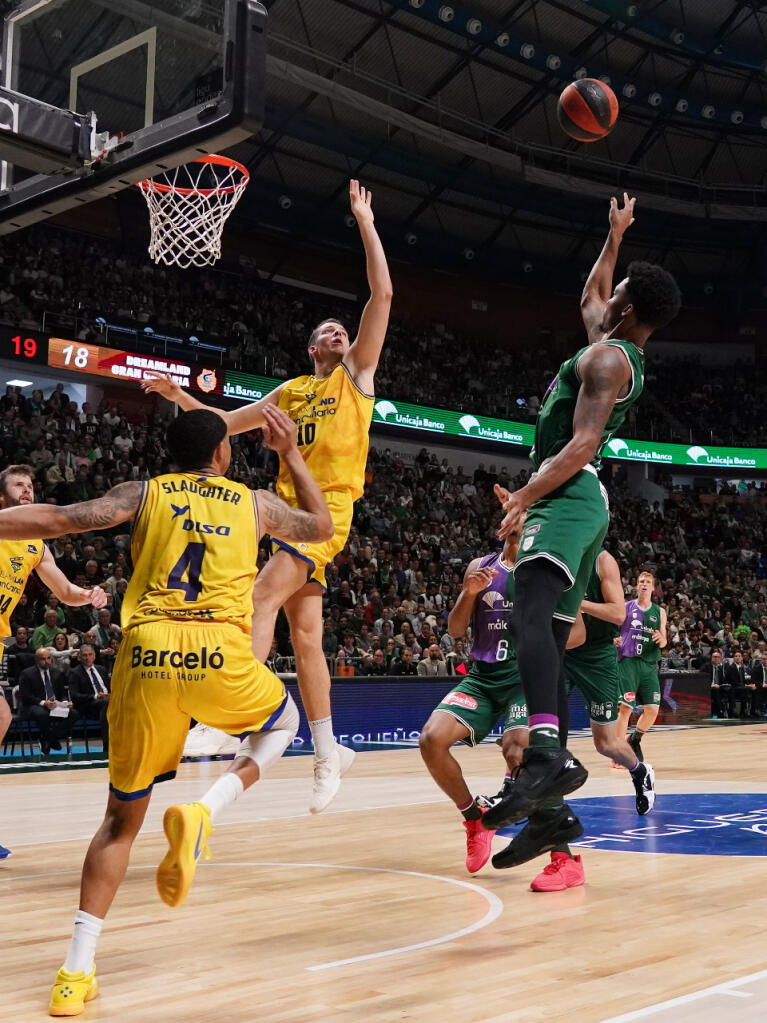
left=433, top=662, right=528, bottom=747
left=564, top=642, right=621, bottom=724
left=618, top=658, right=661, bottom=709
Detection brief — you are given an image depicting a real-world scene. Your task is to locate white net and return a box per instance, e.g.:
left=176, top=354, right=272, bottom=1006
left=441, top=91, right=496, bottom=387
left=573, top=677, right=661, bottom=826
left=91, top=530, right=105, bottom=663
left=137, top=155, right=249, bottom=269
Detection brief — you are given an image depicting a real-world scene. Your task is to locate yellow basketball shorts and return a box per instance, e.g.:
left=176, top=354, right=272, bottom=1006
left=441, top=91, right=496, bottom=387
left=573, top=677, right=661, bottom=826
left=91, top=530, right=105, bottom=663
left=271, top=488, right=354, bottom=589
left=108, top=621, right=287, bottom=801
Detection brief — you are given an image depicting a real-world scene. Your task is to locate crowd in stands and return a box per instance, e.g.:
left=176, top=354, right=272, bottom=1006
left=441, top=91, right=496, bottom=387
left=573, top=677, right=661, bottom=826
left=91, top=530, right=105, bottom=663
left=1, top=225, right=763, bottom=445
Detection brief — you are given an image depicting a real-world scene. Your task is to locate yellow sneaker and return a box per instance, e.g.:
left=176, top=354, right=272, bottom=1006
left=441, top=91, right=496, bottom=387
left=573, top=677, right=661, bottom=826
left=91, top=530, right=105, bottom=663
left=156, top=801, right=213, bottom=908
left=49, top=965, right=98, bottom=1016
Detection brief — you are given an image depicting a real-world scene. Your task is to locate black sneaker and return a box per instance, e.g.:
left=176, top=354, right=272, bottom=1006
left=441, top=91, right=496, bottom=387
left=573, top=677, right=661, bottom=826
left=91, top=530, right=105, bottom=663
left=481, top=747, right=588, bottom=830
left=492, top=804, right=584, bottom=870
left=631, top=761, right=656, bottom=815
left=627, top=730, right=643, bottom=756
left=477, top=775, right=514, bottom=811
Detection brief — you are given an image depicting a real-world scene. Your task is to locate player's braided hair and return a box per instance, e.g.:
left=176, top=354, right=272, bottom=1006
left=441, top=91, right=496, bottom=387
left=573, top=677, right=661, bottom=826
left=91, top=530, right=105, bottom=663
left=625, top=261, right=682, bottom=330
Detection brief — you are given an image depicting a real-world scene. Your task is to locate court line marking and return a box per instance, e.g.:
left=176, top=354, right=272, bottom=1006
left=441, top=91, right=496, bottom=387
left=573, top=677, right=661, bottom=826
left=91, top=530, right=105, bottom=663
left=199, top=861, right=504, bottom=971
left=0, top=860, right=503, bottom=972
left=600, top=968, right=767, bottom=1021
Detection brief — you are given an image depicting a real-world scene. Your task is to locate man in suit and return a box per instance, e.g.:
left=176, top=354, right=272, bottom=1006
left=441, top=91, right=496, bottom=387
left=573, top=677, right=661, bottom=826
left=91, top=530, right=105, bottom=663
left=751, top=651, right=766, bottom=717
left=417, top=643, right=449, bottom=677
left=19, top=646, right=77, bottom=754
left=68, top=644, right=110, bottom=755
left=709, top=649, right=729, bottom=718
left=724, top=649, right=754, bottom=719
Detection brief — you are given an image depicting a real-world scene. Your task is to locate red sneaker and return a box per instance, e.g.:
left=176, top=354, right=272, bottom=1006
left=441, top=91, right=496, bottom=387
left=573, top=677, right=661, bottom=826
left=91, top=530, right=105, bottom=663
left=464, top=811, right=495, bottom=874
left=530, top=851, right=585, bottom=892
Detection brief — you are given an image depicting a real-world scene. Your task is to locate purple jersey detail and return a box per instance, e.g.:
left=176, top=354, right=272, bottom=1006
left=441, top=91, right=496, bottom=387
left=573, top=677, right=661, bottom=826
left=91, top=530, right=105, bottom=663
left=618, top=599, right=647, bottom=659
left=469, top=552, right=513, bottom=663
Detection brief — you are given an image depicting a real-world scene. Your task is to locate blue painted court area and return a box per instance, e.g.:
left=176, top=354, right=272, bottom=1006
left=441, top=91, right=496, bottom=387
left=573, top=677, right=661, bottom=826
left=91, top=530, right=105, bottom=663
left=499, top=793, right=767, bottom=857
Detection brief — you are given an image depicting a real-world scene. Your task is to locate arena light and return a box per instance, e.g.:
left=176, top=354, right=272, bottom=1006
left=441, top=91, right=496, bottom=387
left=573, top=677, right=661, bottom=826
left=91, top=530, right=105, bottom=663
left=623, top=83, right=637, bottom=98
left=278, top=194, right=292, bottom=209
left=495, top=32, right=510, bottom=47
left=466, top=18, right=482, bottom=35
left=546, top=54, right=561, bottom=70
left=438, top=5, right=454, bottom=22
left=405, top=232, right=417, bottom=245
left=626, top=4, right=638, bottom=17
left=670, top=30, right=685, bottom=45
left=463, top=247, right=475, bottom=260
left=599, top=75, right=612, bottom=85
left=648, top=92, right=662, bottom=107
left=408, top=0, right=424, bottom=7
left=522, top=261, right=533, bottom=273
left=520, top=43, right=535, bottom=59
left=143, top=326, right=154, bottom=334
left=574, top=66, right=588, bottom=79
left=731, top=110, right=744, bottom=124
left=344, top=213, right=356, bottom=227
left=675, top=98, right=689, bottom=113
left=702, top=104, right=716, bottom=119
left=703, top=283, right=714, bottom=295
left=5, top=378, right=33, bottom=388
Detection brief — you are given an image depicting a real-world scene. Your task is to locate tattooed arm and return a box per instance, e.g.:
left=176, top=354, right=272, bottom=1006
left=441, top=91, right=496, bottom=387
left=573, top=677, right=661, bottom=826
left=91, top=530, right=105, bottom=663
left=255, top=489, right=334, bottom=544
left=497, top=345, right=629, bottom=538
left=0, top=482, right=142, bottom=540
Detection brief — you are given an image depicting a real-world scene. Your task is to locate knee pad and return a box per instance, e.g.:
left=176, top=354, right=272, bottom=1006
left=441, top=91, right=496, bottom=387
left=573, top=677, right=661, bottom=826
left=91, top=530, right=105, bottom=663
left=236, top=693, right=300, bottom=775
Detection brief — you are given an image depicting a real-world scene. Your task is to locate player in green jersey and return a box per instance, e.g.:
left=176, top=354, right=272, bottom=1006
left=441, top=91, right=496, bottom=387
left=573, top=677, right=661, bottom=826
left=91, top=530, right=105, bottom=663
left=616, top=569, right=668, bottom=760
left=483, top=195, right=680, bottom=833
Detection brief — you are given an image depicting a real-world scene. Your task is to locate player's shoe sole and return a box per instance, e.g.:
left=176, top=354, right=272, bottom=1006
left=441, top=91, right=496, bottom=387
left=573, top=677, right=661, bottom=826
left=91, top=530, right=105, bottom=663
left=156, top=801, right=212, bottom=907
left=633, top=762, right=656, bottom=815
left=49, top=965, right=98, bottom=1016
left=481, top=748, right=588, bottom=830
left=492, top=805, right=583, bottom=870
left=309, top=743, right=356, bottom=814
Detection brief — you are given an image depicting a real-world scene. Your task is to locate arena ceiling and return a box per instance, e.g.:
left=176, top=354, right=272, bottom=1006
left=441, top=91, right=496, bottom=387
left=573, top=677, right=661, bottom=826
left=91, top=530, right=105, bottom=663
left=225, top=0, right=767, bottom=295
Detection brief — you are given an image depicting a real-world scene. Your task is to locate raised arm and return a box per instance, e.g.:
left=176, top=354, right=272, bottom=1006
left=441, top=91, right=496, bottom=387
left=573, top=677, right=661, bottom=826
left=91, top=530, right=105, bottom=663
left=140, top=373, right=285, bottom=436
left=253, top=405, right=333, bottom=544
left=497, top=344, right=630, bottom=539
left=581, top=193, right=635, bottom=345
left=36, top=547, right=108, bottom=609
left=343, top=179, right=393, bottom=395
left=0, top=482, right=142, bottom=540
left=580, top=550, right=626, bottom=626
left=447, top=558, right=496, bottom=639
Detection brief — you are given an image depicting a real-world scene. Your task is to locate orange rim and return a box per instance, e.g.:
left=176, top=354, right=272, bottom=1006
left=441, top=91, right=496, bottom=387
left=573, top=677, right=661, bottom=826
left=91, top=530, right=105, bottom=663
left=137, top=154, right=250, bottom=197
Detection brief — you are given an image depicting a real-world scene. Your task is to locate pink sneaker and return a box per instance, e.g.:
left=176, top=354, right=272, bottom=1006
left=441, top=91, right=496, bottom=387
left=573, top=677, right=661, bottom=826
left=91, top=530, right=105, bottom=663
left=530, top=851, right=585, bottom=892
left=464, top=811, right=495, bottom=873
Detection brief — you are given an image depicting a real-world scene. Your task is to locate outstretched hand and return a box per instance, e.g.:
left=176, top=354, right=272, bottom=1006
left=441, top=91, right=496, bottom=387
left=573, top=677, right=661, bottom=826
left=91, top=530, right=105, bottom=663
left=140, top=371, right=184, bottom=402
left=609, top=192, right=636, bottom=236
left=463, top=565, right=499, bottom=596
left=350, top=178, right=374, bottom=226
left=260, top=404, right=298, bottom=455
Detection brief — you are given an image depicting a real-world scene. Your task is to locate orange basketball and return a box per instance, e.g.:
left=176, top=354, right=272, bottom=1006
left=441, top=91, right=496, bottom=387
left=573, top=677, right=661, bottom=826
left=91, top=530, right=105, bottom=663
left=557, top=79, right=619, bottom=142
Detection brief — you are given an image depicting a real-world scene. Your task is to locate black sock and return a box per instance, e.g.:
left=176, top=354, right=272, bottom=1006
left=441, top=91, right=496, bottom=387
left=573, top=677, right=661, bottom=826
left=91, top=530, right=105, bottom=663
left=459, top=798, right=482, bottom=821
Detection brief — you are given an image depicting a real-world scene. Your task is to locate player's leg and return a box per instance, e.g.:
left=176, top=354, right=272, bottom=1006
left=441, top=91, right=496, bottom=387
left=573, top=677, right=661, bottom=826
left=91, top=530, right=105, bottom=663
left=629, top=670, right=660, bottom=753
left=50, top=790, right=151, bottom=1015
left=0, top=693, right=11, bottom=859
left=420, top=686, right=500, bottom=873
left=283, top=582, right=354, bottom=813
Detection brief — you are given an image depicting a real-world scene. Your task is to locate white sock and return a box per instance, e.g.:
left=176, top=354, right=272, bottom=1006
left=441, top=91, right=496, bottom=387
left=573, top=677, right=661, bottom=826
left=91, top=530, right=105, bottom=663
left=309, top=716, right=335, bottom=759
left=199, top=772, right=244, bottom=822
left=64, top=910, right=103, bottom=974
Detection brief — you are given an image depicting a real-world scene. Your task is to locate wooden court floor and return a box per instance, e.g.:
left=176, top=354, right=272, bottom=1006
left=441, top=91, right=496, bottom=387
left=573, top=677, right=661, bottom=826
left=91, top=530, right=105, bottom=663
left=2, top=725, right=766, bottom=1023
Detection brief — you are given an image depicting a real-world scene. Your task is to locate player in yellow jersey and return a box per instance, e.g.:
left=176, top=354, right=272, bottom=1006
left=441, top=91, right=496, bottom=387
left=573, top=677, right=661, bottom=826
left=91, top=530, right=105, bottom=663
left=0, top=406, right=332, bottom=1016
left=143, top=178, right=392, bottom=812
left=0, top=464, right=107, bottom=859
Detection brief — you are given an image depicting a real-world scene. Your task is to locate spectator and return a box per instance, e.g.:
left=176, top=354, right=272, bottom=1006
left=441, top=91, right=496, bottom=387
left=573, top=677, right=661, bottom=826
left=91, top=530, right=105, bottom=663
left=31, top=609, right=64, bottom=651
left=5, top=625, right=35, bottom=681
left=362, top=649, right=388, bottom=676
left=18, top=646, right=76, bottom=755
left=68, top=643, right=110, bottom=755
left=417, top=643, right=448, bottom=677
left=390, top=646, right=418, bottom=676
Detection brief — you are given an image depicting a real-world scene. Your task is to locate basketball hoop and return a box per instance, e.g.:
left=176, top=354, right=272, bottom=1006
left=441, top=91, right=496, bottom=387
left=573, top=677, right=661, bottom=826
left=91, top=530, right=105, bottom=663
left=137, top=154, right=249, bottom=269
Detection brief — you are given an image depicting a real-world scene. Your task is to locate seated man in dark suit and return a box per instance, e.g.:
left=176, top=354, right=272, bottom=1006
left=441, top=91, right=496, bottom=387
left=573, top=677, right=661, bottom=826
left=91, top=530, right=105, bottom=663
left=709, top=650, right=729, bottom=718
left=19, top=646, right=77, bottom=754
left=724, top=650, right=752, bottom=718
left=751, top=652, right=767, bottom=717
left=68, top=644, right=110, bottom=755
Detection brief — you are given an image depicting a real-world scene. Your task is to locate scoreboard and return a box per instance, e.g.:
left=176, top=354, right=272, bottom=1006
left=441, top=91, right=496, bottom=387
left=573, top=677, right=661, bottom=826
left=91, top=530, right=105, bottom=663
left=1, top=326, right=223, bottom=395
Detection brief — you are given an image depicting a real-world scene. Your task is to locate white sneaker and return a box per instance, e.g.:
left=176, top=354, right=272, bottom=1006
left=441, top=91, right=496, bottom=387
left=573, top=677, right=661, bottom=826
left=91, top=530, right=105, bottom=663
left=309, top=743, right=356, bottom=814
left=182, top=724, right=242, bottom=757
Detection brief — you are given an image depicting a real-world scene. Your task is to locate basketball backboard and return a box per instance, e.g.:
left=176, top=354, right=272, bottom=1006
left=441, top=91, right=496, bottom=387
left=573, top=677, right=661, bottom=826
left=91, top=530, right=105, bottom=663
left=0, top=0, right=265, bottom=234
